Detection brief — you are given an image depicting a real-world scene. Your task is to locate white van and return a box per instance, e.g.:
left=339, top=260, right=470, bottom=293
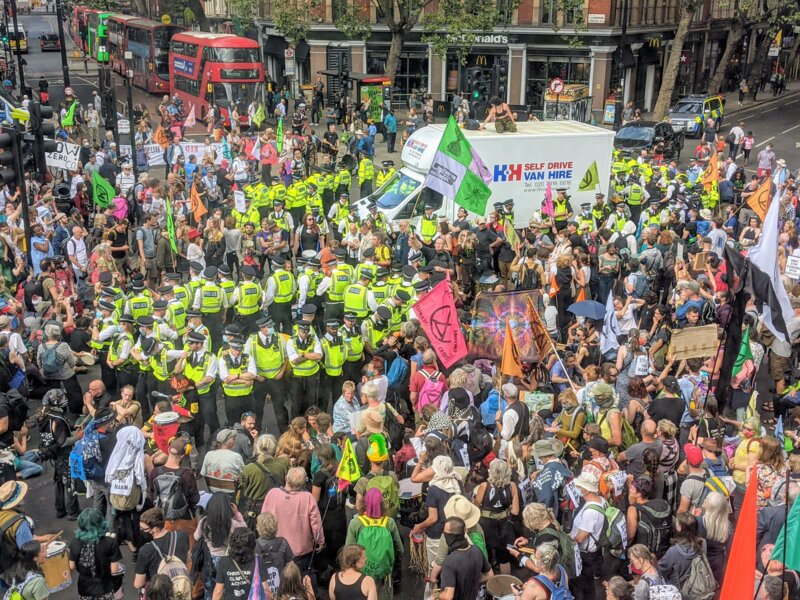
left=355, top=120, right=615, bottom=229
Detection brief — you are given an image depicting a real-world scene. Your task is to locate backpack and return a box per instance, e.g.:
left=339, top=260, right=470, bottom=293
left=23, top=276, right=46, bottom=311
left=533, top=565, right=574, bottom=600
left=256, top=537, right=291, bottom=599
left=151, top=532, right=192, bottom=600
left=589, top=460, right=626, bottom=505
left=620, top=418, right=639, bottom=451
left=68, top=433, right=108, bottom=483
left=60, top=237, right=76, bottom=257
left=365, top=472, right=400, bottom=518
left=239, top=464, right=279, bottom=527
left=387, top=355, right=410, bottom=389
left=3, top=572, right=42, bottom=600
left=108, top=467, right=141, bottom=512
left=383, top=405, right=404, bottom=451
left=636, top=500, right=673, bottom=557
left=633, top=272, right=650, bottom=298
left=356, top=515, right=395, bottom=580
left=0, top=512, right=25, bottom=575
left=417, top=370, right=446, bottom=410
left=686, top=474, right=730, bottom=510
left=700, top=299, right=716, bottom=324
left=467, top=421, right=493, bottom=463
left=680, top=552, right=717, bottom=600
left=152, top=470, right=190, bottom=520
left=41, top=342, right=64, bottom=379
left=321, top=472, right=347, bottom=513
left=537, top=526, right=580, bottom=580
left=585, top=503, right=626, bottom=557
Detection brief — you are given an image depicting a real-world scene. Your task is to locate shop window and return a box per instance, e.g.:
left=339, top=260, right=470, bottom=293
left=526, top=57, right=590, bottom=112
left=366, top=50, right=429, bottom=103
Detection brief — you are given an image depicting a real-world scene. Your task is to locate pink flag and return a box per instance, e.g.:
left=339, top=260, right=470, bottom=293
left=412, top=281, right=468, bottom=369
left=470, top=148, right=492, bottom=185
left=541, top=182, right=554, bottom=217
left=183, top=104, right=196, bottom=128
left=248, top=136, right=261, bottom=161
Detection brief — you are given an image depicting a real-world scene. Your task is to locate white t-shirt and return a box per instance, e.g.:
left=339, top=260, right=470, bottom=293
left=67, top=236, right=88, bottom=269
left=617, top=303, right=637, bottom=334
left=570, top=500, right=607, bottom=552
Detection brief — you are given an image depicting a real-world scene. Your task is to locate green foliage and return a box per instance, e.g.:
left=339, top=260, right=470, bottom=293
left=332, top=0, right=372, bottom=40
left=229, top=0, right=259, bottom=21
left=272, top=0, right=322, bottom=44
left=421, top=0, right=521, bottom=63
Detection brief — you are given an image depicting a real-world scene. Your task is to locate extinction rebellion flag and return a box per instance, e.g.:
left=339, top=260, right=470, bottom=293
left=422, top=116, right=492, bottom=215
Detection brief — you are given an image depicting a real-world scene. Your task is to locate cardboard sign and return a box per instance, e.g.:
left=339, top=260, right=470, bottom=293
left=45, top=141, right=80, bottom=171
left=233, top=190, right=246, bottom=213
left=691, top=251, right=709, bottom=271
left=666, top=324, right=720, bottom=361
left=786, top=255, right=800, bottom=279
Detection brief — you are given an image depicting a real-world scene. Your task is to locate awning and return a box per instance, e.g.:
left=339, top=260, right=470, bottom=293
left=615, top=44, right=637, bottom=69
left=638, top=44, right=660, bottom=66
left=295, top=40, right=309, bottom=62
left=263, top=35, right=287, bottom=57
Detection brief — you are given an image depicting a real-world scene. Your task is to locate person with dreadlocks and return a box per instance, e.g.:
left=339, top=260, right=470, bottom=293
left=38, top=389, right=81, bottom=519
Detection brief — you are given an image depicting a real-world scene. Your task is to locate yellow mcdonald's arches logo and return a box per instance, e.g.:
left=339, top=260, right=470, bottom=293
left=476, top=55, right=488, bottom=66
left=437, top=104, right=446, bottom=112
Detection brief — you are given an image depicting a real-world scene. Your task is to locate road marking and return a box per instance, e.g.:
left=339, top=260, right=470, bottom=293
left=759, top=106, right=780, bottom=114
left=788, top=99, right=800, bottom=105
left=755, top=136, right=775, bottom=148
left=781, top=124, right=800, bottom=134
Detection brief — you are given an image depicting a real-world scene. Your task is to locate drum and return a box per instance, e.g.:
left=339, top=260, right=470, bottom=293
left=486, top=574, right=522, bottom=599
left=42, top=541, right=72, bottom=593
left=474, top=271, right=500, bottom=294
left=398, top=478, right=423, bottom=529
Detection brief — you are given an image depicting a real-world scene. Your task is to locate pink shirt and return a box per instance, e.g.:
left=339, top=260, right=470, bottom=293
left=261, top=487, right=324, bottom=557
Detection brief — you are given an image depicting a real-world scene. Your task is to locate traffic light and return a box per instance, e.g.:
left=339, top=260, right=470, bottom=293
left=0, top=131, right=16, bottom=186
left=29, top=101, right=57, bottom=182
left=492, top=60, right=508, bottom=100
left=465, top=67, right=492, bottom=118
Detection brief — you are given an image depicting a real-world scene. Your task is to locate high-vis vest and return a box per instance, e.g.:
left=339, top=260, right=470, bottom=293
left=107, top=331, right=134, bottom=369
left=188, top=279, right=203, bottom=301
left=363, top=319, right=387, bottom=350
left=376, top=167, right=395, bottom=189
left=268, top=184, right=287, bottom=204
left=577, top=215, right=594, bottom=231
left=612, top=215, right=627, bottom=232
left=236, top=281, right=262, bottom=315
left=328, top=267, right=352, bottom=302
left=307, top=173, right=326, bottom=195
left=371, top=282, right=390, bottom=304
left=645, top=210, right=661, bottom=227
left=173, top=284, right=191, bottom=310
left=335, top=169, right=351, bottom=190
left=420, top=216, right=437, bottom=244
left=343, top=284, right=369, bottom=317
left=250, top=334, right=285, bottom=378
left=200, top=283, right=223, bottom=313
left=354, top=263, right=376, bottom=283
left=184, top=352, right=213, bottom=395
left=269, top=211, right=291, bottom=232
left=90, top=321, right=116, bottom=351
left=627, top=184, right=644, bottom=206
left=303, top=269, right=323, bottom=300
left=149, top=347, right=175, bottom=382
left=592, top=205, right=608, bottom=225
left=270, top=269, right=296, bottom=304
left=221, top=351, right=253, bottom=396
left=321, top=336, right=345, bottom=376
left=167, top=302, right=187, bottom=336
left=234, top=207, right=260, bottom=229
left=340, top=325, right=365, bottom=362
left=219, top=280, right=236, bottom=306
left=286, top=181, right=308, bottom=210
left=358, top=158, right=375, bottom=185
left=129, top=294, right=152, bottom=321
left=553, top=199, right=569, bottom=219
left=292, top=337, right=320, bottom=377
left=380, top=300, right=404, bottom=332
left=332, top=202, right=350, bottom=227
left=307, top=193, right=323, bottom=212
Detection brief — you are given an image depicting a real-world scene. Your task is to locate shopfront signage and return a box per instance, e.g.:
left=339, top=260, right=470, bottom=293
left=466, top=34, right=509, bottom=45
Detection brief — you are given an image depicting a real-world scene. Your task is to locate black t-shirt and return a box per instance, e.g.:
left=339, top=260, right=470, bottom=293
left=134, top=530, right=191, bottom=580
left=215, top=556, right=269, bottom=600
left=425, top=485, right=454, bottom=539
left=646, top=395, right=685, bottom=428
left=108, top=229, right=128, bottom=259
left=69, top=328, right=93, bottom=353
left=0, top=404, right=13, bottom=449
left=440, top=545, right=491, bottom=600
left=68, top=535, right=122, bottom=597
left=475, top=227, right=498, bottom=258
left=323, top=131, right=338, bottom=153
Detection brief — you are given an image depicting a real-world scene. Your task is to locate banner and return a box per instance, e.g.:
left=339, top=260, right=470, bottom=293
left=469, top=290, right=542, bottom=361
left=45, top=141, right=80, bottom=171
left=153, top=125, right=169, bottom=149
left=119, top=142, right=224, bottom=168
left=413, top=280, right=468, bottom=369
left=746, top=177, right=771, bottom=222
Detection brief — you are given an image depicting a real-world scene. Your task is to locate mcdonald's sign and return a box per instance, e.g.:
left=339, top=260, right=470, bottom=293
left=476, top=55, right=488, bottom=66
left=432, top=101, right=450, bottom=120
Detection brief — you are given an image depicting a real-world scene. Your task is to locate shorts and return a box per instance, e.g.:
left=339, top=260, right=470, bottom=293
left=769, top=352, right=790, bottom=381
left=495, top=116, right=517, bottom=133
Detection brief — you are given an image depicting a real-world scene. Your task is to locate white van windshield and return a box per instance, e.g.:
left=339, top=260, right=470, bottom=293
left=373, top=172, right=421, bottom=209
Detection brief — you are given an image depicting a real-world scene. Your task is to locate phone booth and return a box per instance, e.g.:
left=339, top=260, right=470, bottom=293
left=543, top=84, right=592, bottom=122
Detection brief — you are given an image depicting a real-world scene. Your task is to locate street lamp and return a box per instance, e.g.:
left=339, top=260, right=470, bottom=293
left=125, top=50, right=138, bottom=182
left=613, top=0, right=629, bottom=131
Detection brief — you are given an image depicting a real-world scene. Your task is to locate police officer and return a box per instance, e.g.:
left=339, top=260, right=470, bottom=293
left=340, top=312, right=365, bottom=385
left=91, top=299, right=119, bottom=393
left=371, top=267, right=392, bottom=305
left=306, top=182, right=323, bottom=214
left=133, top=315, right=159, bottom=419
left=231, top=265, right=263, bottom=336
left=298, top=257, right=324, bottom=320
left=218, top=264, right=236, bottom=321
left=166, top=272, right=192, bottom=311
left=319, top=318, right=346, bottom=412
left=621, top=178, right=648, bottom=225
left=354, top=247, right=378, bottom=283
left=233, top=196, right=261, bottom=230
left=287, top=320, right=323, bottom=418
left=107, top=313, right=138, bottom=393
left=606, top=200, right=631, bottom=233
left=151, top=300, right=179, bottom=344
left=419, top=203, right=439, bottom=245
left=367, top=202, right=390, bottom=235
left=376, top=160, right=395, bottom=189
left=218, top=339, right=257, bottom=427
left=640, top=198, right=664, bottom=230
left=187, top=261, right=205, bottom=304
left=125, top=279, right=152, bottom=321
left=552, top=188, right=574, bottom=231
left=591, top=193, right=611, bottom=229
left=327, top=192, right=351, bottom=241
left=294, top=304, right=319, bottom=339
left=344, top=271, right=378, bottom=320
left=381, top=289, right=410, bottom=333
left=186, top=310, right=211, bottom=353
left=183, top=330, right=219, bottom=441
left=287, top=172, right=308, bottom=227
left=268, top=175, right=288, bottom=213
left=194, top=266, right=226, bottom=350
left=245, top=317, right=288, bottom=433
left=265, top=256, right=296, bottom=334
left=577, top=203, right=594, bottom=232
left=362, top=305, right=392, bottom=357
left=132, top=335, right=183, bottom=397
left=358, top=153, right=375, bottom=197
left=408, top=279, right=431, bottom=321
left=159, top=286, right=187, bottom=341
left=320, top=163, right=336, bottom=211
left=502, top=199, right=515, bottom=227
left=324, top=248, right=353, bottom=322
left=334, top=162, right=352, bottom=197
left=269, top=198, right=294, bottom=234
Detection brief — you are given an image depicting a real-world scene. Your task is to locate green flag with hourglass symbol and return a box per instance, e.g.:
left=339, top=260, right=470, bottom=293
left=579, top=161, right=600, bottom=191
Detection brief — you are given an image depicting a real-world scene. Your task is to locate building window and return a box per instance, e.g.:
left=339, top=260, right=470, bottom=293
left=541, top=0, right=555, bottom=24
left=526, top=57, right=590, bottom=112
left=497, top=0, right=513, bottom=25
left=565, top=1, right=584, bottom=24
left=366, top=50, right=429, bottom=104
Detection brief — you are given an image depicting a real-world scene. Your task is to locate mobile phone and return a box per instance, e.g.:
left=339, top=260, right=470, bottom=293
left=511, top=583, right=523, bottom=593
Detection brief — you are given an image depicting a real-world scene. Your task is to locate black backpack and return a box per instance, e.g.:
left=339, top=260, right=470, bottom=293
left=23, top=276, right=46, bottom=311
left=467, top=421, right=493, bottom=463
left=636, top=499, right=673, bottom=557
left=152, top=469, right=190, bottom=520
left=700, top=299, right=716, bottom=324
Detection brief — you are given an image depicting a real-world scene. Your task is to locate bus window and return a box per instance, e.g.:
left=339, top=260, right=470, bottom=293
left=203, top=46, right=259, bottom=63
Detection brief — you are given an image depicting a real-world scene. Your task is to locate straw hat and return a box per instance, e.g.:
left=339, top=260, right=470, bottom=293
left=360, top=409, right=384, bottom=435
left=0, top=481, right=27, bottom=510
left=444, top=494, right=480, bottom=528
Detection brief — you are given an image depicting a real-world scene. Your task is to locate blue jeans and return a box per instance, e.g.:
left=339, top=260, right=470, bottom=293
left=16, top=450, right=43, bottom=479
left=204, top=555, right=221, bottom=600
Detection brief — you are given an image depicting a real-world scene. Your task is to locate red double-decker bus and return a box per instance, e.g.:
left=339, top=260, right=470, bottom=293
left=169, top=32, right=263, bottom=127
left=107, top=14, right=139, bottom=74
left=70, top=6, right=96, bottom=51
left=123, top=19, right=184, bottom=94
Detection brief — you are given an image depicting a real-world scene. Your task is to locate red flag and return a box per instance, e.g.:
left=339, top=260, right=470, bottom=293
left=501, top=319, right=523, bottom=378
left=719, top=474, right=757, bottom=599
left=153, top=126, right=169, bottom=149
left=412, top=281, right=468, bottom=369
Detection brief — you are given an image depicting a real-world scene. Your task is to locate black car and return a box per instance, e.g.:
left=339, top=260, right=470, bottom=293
left=614, top=120, right=683, bottom=159
left=39, top=33, right=60, bottom=51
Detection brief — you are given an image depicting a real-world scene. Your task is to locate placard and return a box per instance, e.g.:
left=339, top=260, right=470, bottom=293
left=691, top=251, right=709, bottom=271
left=608, top=470, right=627, bottom=497
left=45, top=141, right=80, bottom=171
left=234, top=190, right=246, bottom=212
left=786, top=255, right=800, bottom=278
left=666, top=324, right=720, bottom=361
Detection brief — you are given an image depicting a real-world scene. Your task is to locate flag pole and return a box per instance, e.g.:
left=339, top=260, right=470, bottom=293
left=781, top=468, right=790, bottom=592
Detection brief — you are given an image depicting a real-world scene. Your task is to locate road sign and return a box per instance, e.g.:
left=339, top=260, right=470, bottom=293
left=549, top=78, right=564, bottom=94
left=161, top=14, right=172, bottom=24
left=284, top=48, right=295, bottom=59
left=118, top=119, right=130, bottom=134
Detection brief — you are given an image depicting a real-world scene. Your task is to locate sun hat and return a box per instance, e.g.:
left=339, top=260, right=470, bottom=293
left=573, top=471, right=600, bottom=494
left=444, top=494, right=480, bottom=528
left=0, top=480, right=28, bottom=510
left=360, top=409, right=384, bottom=435
left=532, top=438, right=565, bottom=459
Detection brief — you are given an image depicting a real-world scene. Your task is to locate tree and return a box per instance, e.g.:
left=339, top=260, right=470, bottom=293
left=652, top=0, right=703, bottom=120
left=273, top=0, right=323, bottom=45
left=228, top=0, right=259, bottom=22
